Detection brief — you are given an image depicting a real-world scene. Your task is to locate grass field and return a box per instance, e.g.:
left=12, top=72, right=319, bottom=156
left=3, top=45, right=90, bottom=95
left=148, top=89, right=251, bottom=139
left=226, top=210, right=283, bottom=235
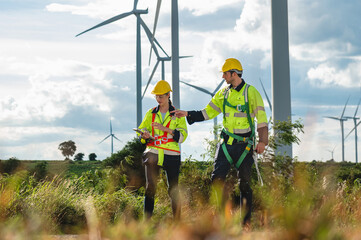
left=2, top=157, right=361, bottom=239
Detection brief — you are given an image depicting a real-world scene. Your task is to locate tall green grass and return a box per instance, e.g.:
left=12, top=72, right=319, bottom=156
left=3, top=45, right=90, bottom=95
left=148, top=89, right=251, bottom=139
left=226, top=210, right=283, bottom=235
left=1, top=160, right=361, bottom=239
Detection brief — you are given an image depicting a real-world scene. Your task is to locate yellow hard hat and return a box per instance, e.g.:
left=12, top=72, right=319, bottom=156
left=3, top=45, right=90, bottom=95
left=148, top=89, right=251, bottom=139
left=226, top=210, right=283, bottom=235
left=221, top=58, right=243, bottom=73
left=151, top=80, right=172, bottom=95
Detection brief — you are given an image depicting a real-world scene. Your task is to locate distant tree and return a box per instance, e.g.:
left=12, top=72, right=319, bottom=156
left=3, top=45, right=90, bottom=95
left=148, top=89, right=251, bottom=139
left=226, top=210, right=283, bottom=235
left=58, top=140, right=77, bottom=160
left=1, top=157, right=21, bottom=174
left=89, top=153, right=97, bottom=161
left=30, top=161, right=48, bottom=181
left=74, top=153, right=85, bottom=161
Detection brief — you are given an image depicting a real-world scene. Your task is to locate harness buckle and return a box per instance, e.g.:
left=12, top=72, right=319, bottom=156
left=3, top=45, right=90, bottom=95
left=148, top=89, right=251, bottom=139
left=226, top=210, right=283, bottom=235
left=154, top=139, right=162, bottom=146
left=236, top=104, right=245, bottom=112
left=162, top=137, right=168, bottom=142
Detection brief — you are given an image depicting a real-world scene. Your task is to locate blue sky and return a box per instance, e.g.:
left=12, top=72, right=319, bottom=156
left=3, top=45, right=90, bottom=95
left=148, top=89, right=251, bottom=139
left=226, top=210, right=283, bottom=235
left=0, top=0, right=360, bottom=162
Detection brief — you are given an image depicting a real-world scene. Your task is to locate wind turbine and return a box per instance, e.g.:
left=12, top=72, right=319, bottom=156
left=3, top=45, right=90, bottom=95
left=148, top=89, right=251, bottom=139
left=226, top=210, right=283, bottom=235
left=75, top=0, right=148, bottom=127
left=180, top=80, right=225, bottom=139
left=326, top=145, right=337, bottom=161
left=323, top=96, right=350, bottom=162
left=344, top=98, right=361, bottom=163
left=99, top=120, right=121, bottom=155
left=146, top=0, right=180, bottom=108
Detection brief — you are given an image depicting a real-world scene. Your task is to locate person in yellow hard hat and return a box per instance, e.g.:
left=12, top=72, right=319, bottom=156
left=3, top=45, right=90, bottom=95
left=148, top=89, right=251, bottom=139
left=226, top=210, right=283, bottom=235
left=138, top=80, right=188, bottom=220
left=172, top=58, right=268, bottom=227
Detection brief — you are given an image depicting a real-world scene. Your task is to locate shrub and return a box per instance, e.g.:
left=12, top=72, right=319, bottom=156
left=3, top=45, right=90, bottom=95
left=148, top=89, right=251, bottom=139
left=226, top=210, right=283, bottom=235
left=30, top=161, right=48, bottom=181
left=1, top=157, right=21, bottom=175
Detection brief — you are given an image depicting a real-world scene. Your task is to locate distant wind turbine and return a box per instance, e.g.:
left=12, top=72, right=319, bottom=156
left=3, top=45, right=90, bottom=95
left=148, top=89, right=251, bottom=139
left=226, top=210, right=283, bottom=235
left=180, top=80, right=225, bottom=139
left=327, top=145, right=337, bottom=161
left=323, top=96, right=350, bottom=162
left=344, top=98, right=361, bottom=163
left=99, top=120, right=121, bottom=155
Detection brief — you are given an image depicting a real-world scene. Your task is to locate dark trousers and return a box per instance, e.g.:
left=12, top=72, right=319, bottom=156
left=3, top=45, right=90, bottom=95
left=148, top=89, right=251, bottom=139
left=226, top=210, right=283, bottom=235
left=143, top=152, right=181, bottom=219
left=211, top=141, right=254, bottom=225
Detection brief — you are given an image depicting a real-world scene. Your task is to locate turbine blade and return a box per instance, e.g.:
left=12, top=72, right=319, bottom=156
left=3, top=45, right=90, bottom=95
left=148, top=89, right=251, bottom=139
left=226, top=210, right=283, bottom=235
left=323, top=116, right=341, bottom=121
left=99, top=135, right=111, bottom=144
left=354, top=98, right=361, bottom=118
left=113, top=135, right=122, bottom=142
left=76, top=11, right=133, bottom=37
left=212, top=79, right=225, bottom=95
left=180, top=81, right=213, bottom=96
left=138, top=17, right=160, bottom=58
left=179, top=55, right=193, bottom=59
left=139, top=17, right=169, bottom=58
left=341, top=95, right=350, bottom=118
left=259, top=78, right=272, bottom=112
left=142, top=60, right=160, bottom=99
left=153, top=0, right=162, bottom=37
left=345, top=120, right=361, bottom=139
left=148, top=0, right=162, bottom=65
left=110, top=120, right=112, bottom=134
left=134, top=0, right=139, bottom=10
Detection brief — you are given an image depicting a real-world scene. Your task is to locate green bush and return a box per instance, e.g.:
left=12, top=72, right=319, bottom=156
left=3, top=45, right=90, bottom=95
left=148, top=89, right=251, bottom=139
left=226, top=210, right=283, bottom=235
left=30, top=161, right=48, bottom=181
left=1, top=157, right=21, bottom=174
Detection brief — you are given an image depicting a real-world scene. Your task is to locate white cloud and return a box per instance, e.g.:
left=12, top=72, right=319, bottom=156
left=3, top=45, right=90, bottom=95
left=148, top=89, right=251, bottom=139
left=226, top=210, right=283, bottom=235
left=290, top=40, right=355, bottom=62
left=307, top=60, right=361, bottom=88
left=46, top=1, right=133, bottom=19
left=179, top=0, right=243, bottom=16
left=234, top=0, right=271, bottom=52
left=0, top=56, right=141, bottom=122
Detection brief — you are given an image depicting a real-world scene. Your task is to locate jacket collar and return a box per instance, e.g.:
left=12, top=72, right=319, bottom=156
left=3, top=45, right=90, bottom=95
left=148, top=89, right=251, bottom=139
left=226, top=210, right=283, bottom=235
left=226, top=78, right=245, bottom=92
left=152, top=104, right=176, bottom=116
left=234, top=79, right=245, bottom=92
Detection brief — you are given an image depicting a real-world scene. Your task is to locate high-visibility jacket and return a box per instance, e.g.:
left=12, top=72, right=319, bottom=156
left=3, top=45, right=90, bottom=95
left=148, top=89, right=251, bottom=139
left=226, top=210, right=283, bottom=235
left=138, top=105, right=188, bottom=165
left=201, top=81, right=268, bottom=134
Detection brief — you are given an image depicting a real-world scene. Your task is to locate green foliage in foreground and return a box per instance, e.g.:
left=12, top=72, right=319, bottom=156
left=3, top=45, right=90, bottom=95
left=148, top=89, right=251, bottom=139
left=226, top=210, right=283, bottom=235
left=2, top=120, right=361, bottom=239
left=2, top=161, right=361, bottom=239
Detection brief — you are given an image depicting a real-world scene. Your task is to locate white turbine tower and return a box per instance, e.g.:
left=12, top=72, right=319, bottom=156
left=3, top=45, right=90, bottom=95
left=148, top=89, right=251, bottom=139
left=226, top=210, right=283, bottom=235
left=323, top=97, right=350, bottom=162
left=99, top=120, right=121, bottom=155
left=271, top=0, right=292, bottom=157
left=75, top=0, right=148, bottom=127
left=180, top=80, right=225, bottom=139
left=345, top=98, right=361, bottom=163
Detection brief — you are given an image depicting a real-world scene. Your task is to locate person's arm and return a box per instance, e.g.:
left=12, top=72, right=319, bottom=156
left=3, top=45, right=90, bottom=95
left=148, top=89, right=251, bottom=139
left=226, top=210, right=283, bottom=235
left=171, top=110, right=205, bottom=125
left=172, top=88, right=225, bottom=124
left=256, top=126, right=268, bottom=153
left=138, top=110, right=152, bottom=144
left=249, top=86, right=269, bottom=153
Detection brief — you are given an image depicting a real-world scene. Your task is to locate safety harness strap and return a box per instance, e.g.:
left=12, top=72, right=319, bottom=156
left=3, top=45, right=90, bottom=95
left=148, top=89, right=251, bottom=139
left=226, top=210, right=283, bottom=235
left=147, top=110, right=179, bottom=166
left=221, top=84, right=255, bottom=168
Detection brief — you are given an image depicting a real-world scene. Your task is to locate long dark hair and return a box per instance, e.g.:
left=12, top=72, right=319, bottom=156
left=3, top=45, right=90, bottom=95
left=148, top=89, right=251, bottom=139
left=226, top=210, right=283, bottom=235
left=167, top=92, right=173, bottom=107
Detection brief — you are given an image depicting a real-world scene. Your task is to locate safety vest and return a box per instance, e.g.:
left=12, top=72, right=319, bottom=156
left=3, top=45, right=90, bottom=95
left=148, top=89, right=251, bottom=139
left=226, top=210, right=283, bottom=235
left=202, top=81, right=267, bottom=168
left=221, top=84, right=254, bottom=168
left=138, top=105, right=188, bottom=166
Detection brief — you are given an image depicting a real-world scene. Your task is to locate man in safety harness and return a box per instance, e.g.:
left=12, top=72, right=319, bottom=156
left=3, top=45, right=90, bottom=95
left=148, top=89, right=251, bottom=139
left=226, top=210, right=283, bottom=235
left=172, top=58, right=268, bottom=227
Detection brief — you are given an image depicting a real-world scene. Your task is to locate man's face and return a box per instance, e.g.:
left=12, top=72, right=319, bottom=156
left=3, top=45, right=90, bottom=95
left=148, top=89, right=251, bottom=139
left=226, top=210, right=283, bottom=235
left=223, top=71, right=234, bottom=84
